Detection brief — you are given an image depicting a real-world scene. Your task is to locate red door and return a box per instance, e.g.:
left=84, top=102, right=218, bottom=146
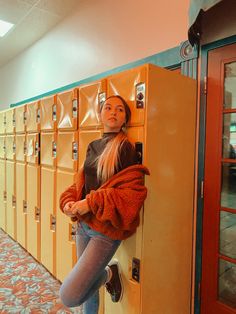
left=201, top=43, right=236, bottom=313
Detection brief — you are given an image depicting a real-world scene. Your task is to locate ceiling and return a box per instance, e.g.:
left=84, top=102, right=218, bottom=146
left=0, top=0, right=79, bottom=68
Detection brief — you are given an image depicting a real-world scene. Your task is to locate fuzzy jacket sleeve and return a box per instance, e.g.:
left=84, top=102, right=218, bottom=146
left=85, top=177, right=147, bottom=230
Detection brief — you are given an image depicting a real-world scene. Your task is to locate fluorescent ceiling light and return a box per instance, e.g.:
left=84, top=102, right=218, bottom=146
left=0, top=19, right=14, bottom=37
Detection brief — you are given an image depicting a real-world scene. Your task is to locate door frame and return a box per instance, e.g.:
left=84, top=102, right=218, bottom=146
left=195, top=34, right=236, bottom=314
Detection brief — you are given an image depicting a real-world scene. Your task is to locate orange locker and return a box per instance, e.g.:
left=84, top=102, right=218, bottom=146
left=56, top=169, right=77, bottom=282
left=57, top=89, right=78, bottom=130
left=6, top=160, right=16, bottom=239
left=26, top=164, right=41, bottom=261
left=41, top=95, right=57, bottom=132
left=79, top=80, right=106, bottom=129
left=15, top=134, right=26, bottom=162
left=41, top=167, right=56, bottom=275
left=16, top=162, right=27, bottom=249
left=78, top=129, right=102, bottom=168
left=0, top=110, right=6, bottom=135
left=0, top=136, right=5, bottom=159
left=26, top=101, right=40, bottom=133
left=26, top=133, right=40, bottom=164
left=40, top=132, right=57, bottom=168
left=0, top=159, right=6, bottom=231
left=5, top=108, right=15, bottom=134
left=107, top=66, right=146, bottom=127
left=57, top=131, right=78, bottom=171
left=5, top=135, right=15, bottom=161
left=15, top=104, right=26, bottom=133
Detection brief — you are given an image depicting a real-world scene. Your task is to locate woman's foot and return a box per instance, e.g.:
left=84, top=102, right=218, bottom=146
left=105, top=260, right=123, bottom=302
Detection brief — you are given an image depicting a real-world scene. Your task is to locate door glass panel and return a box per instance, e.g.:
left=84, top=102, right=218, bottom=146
left=224, top=62, right=236, bottom=109
left=221, top=163, right=236, bottom=209
left=222, top=113, right=236, bottom=159
left=218, top=259, right=236, bottom=308
left=220, top=211, right=236, bottom=259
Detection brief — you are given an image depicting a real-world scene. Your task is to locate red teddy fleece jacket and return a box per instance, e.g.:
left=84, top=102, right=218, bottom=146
left=59, top=164, right=150, bottom=240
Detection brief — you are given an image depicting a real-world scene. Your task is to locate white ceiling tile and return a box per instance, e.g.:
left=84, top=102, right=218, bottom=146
left=0, top=0, right=33, bottom=24
left=35, top=0, right=78, bottom=17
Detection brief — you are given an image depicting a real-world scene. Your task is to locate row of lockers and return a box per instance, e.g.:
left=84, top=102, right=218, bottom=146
left=0, top=68, right=147, bottom=135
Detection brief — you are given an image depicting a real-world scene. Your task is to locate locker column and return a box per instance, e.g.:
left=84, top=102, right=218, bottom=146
left=56, top=89, right=79, bottom=282
left=40, top=94, right=57, bottom=276
left=15, top=104, right=27, bottom=249
left=25, top=101, right=41, bottom=261
left=5, top=108, right=16, bottom=240
left=0, top=110, right=6, bottom=231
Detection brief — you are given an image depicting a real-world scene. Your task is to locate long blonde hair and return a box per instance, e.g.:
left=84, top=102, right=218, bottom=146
left=97, top=95, right=132, bottom=183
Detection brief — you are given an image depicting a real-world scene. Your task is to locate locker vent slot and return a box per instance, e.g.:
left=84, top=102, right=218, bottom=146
left=135, top=82, right=146, bottom=109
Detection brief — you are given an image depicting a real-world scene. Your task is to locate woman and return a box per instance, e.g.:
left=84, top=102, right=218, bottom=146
left=59, top=95, right=149, bottom=313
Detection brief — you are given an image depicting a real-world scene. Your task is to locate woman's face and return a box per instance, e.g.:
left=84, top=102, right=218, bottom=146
left=100, top=97, right=126, bottom=132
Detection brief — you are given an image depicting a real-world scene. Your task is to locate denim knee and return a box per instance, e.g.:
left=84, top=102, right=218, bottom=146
left=59, top=282, right=84, bottom=308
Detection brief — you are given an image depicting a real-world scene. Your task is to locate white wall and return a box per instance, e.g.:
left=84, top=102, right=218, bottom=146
left=0, top=0, right=189, bottom=109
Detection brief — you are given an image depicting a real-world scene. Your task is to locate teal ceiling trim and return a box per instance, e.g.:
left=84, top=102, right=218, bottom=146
left=10, top=40, right=197, bottom=108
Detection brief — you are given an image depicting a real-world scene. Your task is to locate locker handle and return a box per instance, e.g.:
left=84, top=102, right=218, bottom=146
left=50, top=214, right=56, bottom=232
left=12, top=195, right=16, bottom=207
left=23, top=200, right=27, bottom=214
left=3, top=191, right=7, bottom=202
left=72, top=99, right=78, bottom=118
left=72, top=142, right=78, bottom=160
left=69, top=223, right=76, bottom=242
left=52, top=141, right=57, bottom=158
left=34, top=207, right=40, bottom=222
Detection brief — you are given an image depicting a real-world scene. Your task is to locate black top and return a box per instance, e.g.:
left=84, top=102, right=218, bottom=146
left=83, top=132, right=138, bottom=196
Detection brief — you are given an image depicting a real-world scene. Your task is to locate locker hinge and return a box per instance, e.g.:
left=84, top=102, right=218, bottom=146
left=36, top=108, right=41, bottom=123
left=204, top=76, right=207, bottom=95
left=135, top=142, right=143, bottom=164
left=52, top=104, right=57, bottom=121
left=72, top=142, right=78, bottom=160
left=12, top=195, right=16, bottom=207
left=52, top=141, right=57, bottom=158
left=72, top=99, right=78, bottom=118
left=132, top=257, right=140, bottom=282
left=23, top=200, right=27, bottom=214
left=35, top=207, right=40, bottom=222
left=50, top=214, right=56, bottom=232
left=135, top=82, right=146, bottom=109
left=98, top=92, right=106, bottom=108
left=200, top=180, right=204, bottom=199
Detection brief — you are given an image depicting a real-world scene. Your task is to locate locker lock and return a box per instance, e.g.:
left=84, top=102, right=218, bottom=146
left=12, top=195, right=16, bottom=207
left=52, top=141, right=57, bottom=158
left=34, top=207, right=40, bottom=222
left=3, top=191, right=7, bottom=202
left=98, top=92, right=106, bottom=108
left=35, top=141, right=39, bottom=156
left=52, top=104, right=57, bottom=121
left=36, top=109, right=41, bottom=123
left=132, top=257, right=140, bottom=283
left=13, top=142, right=16, bottom=154
left=3, top=115, right=6, bottom=126
left=12, top=113, right=16, bottom=127
left=23, top=111, right=27, bottom=124
left=23, top=200, right=27, bottom=214
left=72, top=142, right=78, bottom=160
left=24, top=142, right=27, bottom=155
left=135, top=82, right=146, bottom=109
left=50, top=214, right=56, bottom=232
left=72, top=99, right=78, bottom=118
left=69, top=223, right=77, bottom=242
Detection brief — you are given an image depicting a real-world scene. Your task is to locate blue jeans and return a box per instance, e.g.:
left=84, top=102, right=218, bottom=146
left=59, top=222, right=121, bottom=313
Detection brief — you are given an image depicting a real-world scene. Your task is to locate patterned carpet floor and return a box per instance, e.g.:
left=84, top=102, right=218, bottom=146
left=0, top=228, right=82, bottom=313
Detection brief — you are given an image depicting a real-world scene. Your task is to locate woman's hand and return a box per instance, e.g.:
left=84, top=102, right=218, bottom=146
left=70, top=199, right=90, bottom=216
left=63, top=201, right=77, bottom=218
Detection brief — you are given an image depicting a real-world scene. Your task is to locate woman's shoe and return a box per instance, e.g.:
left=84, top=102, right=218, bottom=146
left=105, top=260, right=123, bottom=302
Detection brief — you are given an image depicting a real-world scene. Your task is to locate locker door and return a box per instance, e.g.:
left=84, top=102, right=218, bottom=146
left=15, top=105, right=26, bottom=133
left=41, top=167, right=56, bottom=275
left=57, top=131, right=78, bottom=171
left=0, top=136, right=5, bottom=159
left=41, top=95, right=57, bottom=131
left=57, top=89, right=78, bottom=130
left=16, top=162, right=26, bottom=248
left=6, top=161, right=16, bottom=239
left=16, top=134, right=26, bottom=162
left=5, top=108, right=15, bottom=134
left=0, top=159, right=6, bottom=230
left=79, top=80, right=106, bottom=128
left=104, top=127, right=144, bottom=314
left=27, top=164, right=41, bottom=261
left=26, top=101, right=40, bottom=133
left=41, top=132, right=57, bottom=167
left=78, top=130, right=103, bottom=168
left=107, top=65, right=147, bottom=127
left=5, top=135, right=15, bottom=161
left=26, top=133, right=40, bottom=164
left=0, top=111, right=6, bottom=134
left=56, top=169, right=77, bottom=282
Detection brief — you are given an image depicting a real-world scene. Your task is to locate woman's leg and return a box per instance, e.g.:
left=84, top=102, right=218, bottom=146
left=59, top=223, right=121, bottom=312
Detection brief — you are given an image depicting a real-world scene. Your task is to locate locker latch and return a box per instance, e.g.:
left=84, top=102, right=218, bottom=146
left=35, top=207, right=40, bottom=222
left=135, top=82, right=146, bottom=109
left=24, top=141, right=27, bottom=155
left=23, top=111, right=27, bottom=124
left=132, top=257, right=140, bottom=282
left=52, top=104, right=57, bottom=121
left=13, top=142, right=16, bottom=154
left=23, top=200, right=27, bottom=214
left=12, top=195, right=16, bottom=207
left=3, top=191, right=7, bottom=202
left=36, top=108, right=41, bottom=123
left=72, top=99, right=78, bottom=118
left=35, top=141, right=39, bottom=156
left=12, top=113, right=16, bottom=127
left=98, top=92, right=106, bottom=108
left=69, top=223, right=77, bottom=242
left=3, top=115, right=6, bottom=126
left=52, top=141, right=57, bottom=158
left=135, top=142, right=143, bottom=164
left=72, top=142, right=78, bottom=160
left=50, top=214, right=56, bottom=232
